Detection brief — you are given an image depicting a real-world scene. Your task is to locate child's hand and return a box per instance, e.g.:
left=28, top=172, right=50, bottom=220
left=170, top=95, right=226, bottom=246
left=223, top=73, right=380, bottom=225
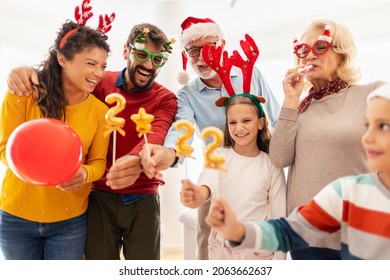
left=180, top=179, right=208, bottom=208
left=206, top=197, right=245, bottom=243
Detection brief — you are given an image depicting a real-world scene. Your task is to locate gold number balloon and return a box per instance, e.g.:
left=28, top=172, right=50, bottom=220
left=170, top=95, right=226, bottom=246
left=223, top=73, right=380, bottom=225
left=104, top=93, right=126, bottom=137
left=201, top=126, right=226, bottom=171
left=175, top=120, right=195, bottom=158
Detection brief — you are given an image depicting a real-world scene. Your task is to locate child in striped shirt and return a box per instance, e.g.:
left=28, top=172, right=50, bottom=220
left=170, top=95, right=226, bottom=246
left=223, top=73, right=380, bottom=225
left=206, top=83, right=390, bottom=260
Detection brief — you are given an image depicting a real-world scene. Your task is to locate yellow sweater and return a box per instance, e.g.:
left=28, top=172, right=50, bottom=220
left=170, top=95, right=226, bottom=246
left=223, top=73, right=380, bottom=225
left=0, top=91, right=109, bottom=222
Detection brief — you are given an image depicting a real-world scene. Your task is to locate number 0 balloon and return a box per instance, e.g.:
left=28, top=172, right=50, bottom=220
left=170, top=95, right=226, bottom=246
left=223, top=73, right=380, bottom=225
left=6, top=118, right=83, bottom=186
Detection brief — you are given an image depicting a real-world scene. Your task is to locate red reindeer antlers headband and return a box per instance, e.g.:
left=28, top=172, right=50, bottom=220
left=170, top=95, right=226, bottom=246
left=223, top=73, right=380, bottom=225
left=202, top=34, right=260, bottom=96
left=201, top=34, right=266, bottom=114
left=59, top=0, right=115, bottom=49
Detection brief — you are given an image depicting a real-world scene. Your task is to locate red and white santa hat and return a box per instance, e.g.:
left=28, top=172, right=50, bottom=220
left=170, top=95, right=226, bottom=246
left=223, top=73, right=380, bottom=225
left=318, top=25, right=332, bottom=43
left=177, top=16, right=224, bottom=85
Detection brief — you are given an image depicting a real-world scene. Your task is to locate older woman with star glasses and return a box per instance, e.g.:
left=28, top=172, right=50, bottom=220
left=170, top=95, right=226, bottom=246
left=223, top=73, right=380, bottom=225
left=269, top=19, right=386, bottom=260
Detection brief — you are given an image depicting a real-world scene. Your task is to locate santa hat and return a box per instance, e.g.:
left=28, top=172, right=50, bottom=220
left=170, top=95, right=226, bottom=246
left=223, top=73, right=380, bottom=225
left=318, top=25, right=332, bottom=43
left=177, top=16, right=224, bottom=85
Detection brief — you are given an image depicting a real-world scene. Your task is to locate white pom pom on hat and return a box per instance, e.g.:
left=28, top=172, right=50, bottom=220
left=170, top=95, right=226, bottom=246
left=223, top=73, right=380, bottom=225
left=177, top=16, right=224, bottom=85
left=177, top=51, right=190, bottom=85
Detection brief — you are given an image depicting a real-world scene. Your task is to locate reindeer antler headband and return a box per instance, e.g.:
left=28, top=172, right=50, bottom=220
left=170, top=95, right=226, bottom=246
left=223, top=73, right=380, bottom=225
left=202, top=34, right=266, bottom=116
left=59, top=0, right=115, bottom=49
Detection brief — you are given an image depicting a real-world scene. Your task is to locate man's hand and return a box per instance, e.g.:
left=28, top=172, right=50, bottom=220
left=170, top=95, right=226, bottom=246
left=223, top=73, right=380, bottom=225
left=206, top=197, right=245, bottom=243
left=139, top=144, right=176, bottom=179
left=7, top=66, right=39, bottom=96
left=106, top=155, right=142, bottom=189
left=56, top=167, right=87, bottom=192
left=180, top=179, right=209, bottom=209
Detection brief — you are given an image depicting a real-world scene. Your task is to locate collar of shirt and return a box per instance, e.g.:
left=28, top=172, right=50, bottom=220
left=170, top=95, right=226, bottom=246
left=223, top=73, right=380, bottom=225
left=115, top=68, right=153, bottom=93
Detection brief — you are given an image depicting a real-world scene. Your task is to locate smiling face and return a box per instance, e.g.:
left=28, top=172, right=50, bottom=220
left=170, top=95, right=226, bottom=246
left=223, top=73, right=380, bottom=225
left=226, top=103, right=264, bottom=156
left=300, top=28, right=341, bottom=90
left=59, top=46, right=107, bottom=94
left=362, top=97, right=390, bottom=179
left=123, top=42, right=162, bottom=90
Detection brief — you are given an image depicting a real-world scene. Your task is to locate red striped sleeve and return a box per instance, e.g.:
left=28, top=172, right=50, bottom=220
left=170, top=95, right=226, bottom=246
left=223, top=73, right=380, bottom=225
left=298, top=200, right=340, bottom=233
left=343, top=201, right=390, bottom=238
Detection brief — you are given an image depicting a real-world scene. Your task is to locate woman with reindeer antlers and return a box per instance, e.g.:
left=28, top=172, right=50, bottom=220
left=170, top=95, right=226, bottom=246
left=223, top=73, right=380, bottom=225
left=5, top=3, right=177, bottom=260
left=0, top=0, right=114, bottom=259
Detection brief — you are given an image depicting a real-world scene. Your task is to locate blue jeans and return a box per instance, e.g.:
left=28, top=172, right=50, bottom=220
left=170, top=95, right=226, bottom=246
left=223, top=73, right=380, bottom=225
left=0, top=210, right=87, bottom=260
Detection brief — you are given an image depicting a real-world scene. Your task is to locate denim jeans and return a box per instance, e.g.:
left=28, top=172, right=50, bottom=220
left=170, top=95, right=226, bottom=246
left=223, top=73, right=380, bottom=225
left=0, top=210, right=87, bottom=260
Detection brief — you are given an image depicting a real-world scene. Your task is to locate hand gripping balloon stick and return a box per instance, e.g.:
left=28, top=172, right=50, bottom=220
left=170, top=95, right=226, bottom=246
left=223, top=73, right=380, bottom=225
left=201, top=126, right=227, bottom=197
left=130, top=107, right=154, bottom=159
left=175, top=120, right=195, bottom=159
left=104, top=93, right=126, bottom=165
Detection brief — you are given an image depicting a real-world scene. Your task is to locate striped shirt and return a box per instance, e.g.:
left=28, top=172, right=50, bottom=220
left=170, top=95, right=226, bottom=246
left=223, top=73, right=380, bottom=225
left=236, top=173, right=390, bottom=259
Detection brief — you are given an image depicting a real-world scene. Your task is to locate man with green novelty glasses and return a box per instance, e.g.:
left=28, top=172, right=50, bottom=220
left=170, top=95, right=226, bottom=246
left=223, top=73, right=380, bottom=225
left=87, top=24, right=177, bottom=260
left=6, top=23, right=177, bottom=260
left=130, top=44, right=168, bottom=67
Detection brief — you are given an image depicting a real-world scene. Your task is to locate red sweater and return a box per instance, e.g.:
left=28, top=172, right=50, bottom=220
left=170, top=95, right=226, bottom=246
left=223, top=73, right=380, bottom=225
left=93, top=70, right=177, bottom=194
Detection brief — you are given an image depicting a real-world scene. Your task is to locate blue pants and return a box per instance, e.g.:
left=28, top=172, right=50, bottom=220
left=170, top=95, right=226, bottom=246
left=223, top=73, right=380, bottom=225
left=0, top=210, right=87, bottom=260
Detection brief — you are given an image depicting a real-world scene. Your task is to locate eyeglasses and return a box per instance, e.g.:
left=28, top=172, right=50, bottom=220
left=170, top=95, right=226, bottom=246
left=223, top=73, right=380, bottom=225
left=294, top=40, right=336, bottom=59
left=129, top=44, right=168, bottom=67
left=185, top=41, right=219, bottom=57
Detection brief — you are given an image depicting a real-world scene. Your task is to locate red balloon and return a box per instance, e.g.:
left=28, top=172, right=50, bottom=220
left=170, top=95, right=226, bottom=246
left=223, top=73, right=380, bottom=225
left=6, top=118, right=83, bottom=186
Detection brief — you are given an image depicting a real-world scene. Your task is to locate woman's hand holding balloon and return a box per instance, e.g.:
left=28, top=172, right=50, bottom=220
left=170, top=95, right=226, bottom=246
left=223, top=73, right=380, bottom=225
left=56, top=166, right=87, bottom=192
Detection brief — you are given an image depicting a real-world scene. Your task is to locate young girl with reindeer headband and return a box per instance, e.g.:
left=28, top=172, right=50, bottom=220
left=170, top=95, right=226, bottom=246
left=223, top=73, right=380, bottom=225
left=0, top=0, right=114, bottom=259
left=179, top=34, right=287, bottom=260
left=206, top=83, right=390, bottom=260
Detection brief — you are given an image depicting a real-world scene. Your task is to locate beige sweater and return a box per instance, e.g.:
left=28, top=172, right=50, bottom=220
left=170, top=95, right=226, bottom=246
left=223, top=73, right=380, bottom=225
left=269, top=80, right=386, bottom=249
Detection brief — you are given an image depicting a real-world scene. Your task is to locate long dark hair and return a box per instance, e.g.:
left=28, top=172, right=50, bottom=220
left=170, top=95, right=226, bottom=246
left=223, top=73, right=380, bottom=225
left=34, top=20, right=110, bottom=120
left=224, top=96, right=272, bottom=153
